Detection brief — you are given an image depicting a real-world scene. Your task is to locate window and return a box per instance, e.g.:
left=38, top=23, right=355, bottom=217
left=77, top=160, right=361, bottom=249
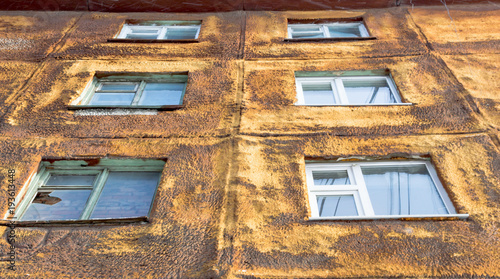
left=70, top=73, right=187, bottom=110
left=14, top=159, right=164, bottom=221
left=295, top=72, right=407, bottom=106
left=305, top=161, right=467, bottom=220
left=115, top=21, right=201, bottom=40
left=286, top=18, right=372, bottom=40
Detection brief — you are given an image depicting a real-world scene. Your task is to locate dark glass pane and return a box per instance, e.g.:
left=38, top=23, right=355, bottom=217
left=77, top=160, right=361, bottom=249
left=362, top=164, right=448, bottom=215
left=317, top=195, right=358, bottom=217
left=327, top=24, right=362, bottom=37
left=126, top=27, right=160, bottom=39
left=45, top=175, right=96, bottom=186
left=290, top=25, right=324, bottom=39
left=291, top=26, right=322, bottom=32
left=302, top=82, right=336, bottom=105
left=138, top=83, right=185, bottom=105
left=89, top=93, right=135, bottom=105
left=165, top=27, right=198, bottom=39
left=90, top=172, right=161, bottom=219
left=312, top=170, right=350, bottom=185
left=21, top=190, right=91, bottom=221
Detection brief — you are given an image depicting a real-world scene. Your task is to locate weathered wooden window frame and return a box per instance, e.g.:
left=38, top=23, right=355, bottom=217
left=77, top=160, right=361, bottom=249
left=295, top=73, right=409, bottom=106
left=114, top=21, right=201, bottom=41
left=305, top=160, right=468, bottom=220
left=13, top=159, right=165, bottom=222
left=69, top=73, right=188, bottom=110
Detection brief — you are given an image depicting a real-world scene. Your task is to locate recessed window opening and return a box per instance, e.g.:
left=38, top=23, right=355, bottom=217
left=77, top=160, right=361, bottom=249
left=305, top=160, right=465, bottom=220
left=295, top=72, right=406, bottom=106
left=116, top=21, right=201, bottom=40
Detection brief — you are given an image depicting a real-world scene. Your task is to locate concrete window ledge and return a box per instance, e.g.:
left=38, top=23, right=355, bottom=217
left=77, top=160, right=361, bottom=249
left=107, top=39, right=199, bottom=43
left=307, top=214, right=469, bottom=222
left=0, top=216, right=150, bottom=227
left=284, top=37, right=377, bottom=42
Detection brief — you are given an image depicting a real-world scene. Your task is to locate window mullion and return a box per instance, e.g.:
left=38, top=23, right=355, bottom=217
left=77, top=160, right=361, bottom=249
left=80, top=169, right=109, bottom=220
left=131, top=81, right=147, bottom=106
left=159, top=26, right=168, bottom=39
left=352, top=165, right=375, bottom=216
left=335, top=78, right=349, bottom=105
left=322, top=25, right=330, bottom=38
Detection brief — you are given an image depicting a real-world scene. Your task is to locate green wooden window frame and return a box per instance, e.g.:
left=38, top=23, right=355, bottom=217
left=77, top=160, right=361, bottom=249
left=70, top=73, right=188, bottom=110
left=14, top=159, right=165, bottom=221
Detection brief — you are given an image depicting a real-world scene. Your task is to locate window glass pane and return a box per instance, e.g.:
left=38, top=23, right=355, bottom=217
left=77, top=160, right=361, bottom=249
left=138, top=83, right=185, bottom=105
left=90, top=172, right=161, bottom=219
left=343, top=79, right=396, bottom=104
left=89, top=93, right=135, bottom=105
left=327, top=24, right=362, bottom=37
left=99, top=83, right=138, bottom=92
left=165, top=27, right=199, bottom=39
left=317, top=195, right=358, bottom=217
left=290, top=25, right=324, bottom=38
left=312, top=170, right=350, bottom=185
left=361, top=164, right=448, bottom=215
left=291, top=26, right=322, bottom=32
left=125, top=27, right=161, bottom=39
left=130, top=28, right=160, bottom=34
left=45, top=175, right=96, bottom=186
left=21, top=190, right=91, bottom=221
left=126, top=34, right=160, bottom=39
left=302, top=82, right=336, bottom=105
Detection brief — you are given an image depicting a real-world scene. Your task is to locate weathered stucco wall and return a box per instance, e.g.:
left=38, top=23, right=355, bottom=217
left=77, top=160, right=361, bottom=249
left=230, top=134, right=500, bottom=277
left=240, top=54, right=484, bottom=136
left=1, top=59, right=240, bottom=138
left=0, top=137, right=231, bottom=278
left=53, top=12, right=242, bottom=60
left=244, top=9, right=428, bottom=59
left=0, top=4, right=498, bottom=278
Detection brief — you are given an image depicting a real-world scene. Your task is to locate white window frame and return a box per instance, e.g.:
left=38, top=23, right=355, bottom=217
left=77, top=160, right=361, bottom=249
left=287, top=22, right=369, bottom=39
left=10, top=159, right=165, bottom=221
left=72, top=74, right=188, bottom=109
left=116, top=23, right=201, bottom=40
left=305, top=160, right=468, bottom=220
left=295, top=75, right=409, bottom=106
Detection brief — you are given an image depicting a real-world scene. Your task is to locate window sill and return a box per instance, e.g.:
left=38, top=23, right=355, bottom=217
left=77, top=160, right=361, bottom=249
left=308, top=214, right=469, bottom=221
left=107, top=38, right=198, bottom=43
left=284, top=37, right=376, bottom=42
left=68, top=105, right=184, bottom=111
left=294, top=103, right=413, bottom=106
left=0, top=216, right=149, bottom=227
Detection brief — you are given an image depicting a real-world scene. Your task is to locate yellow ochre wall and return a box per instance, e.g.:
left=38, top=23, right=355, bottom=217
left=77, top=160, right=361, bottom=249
left=0, top=4, right=498, bottom=278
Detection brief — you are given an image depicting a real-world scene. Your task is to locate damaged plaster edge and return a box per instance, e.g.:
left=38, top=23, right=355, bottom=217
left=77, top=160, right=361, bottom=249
left=305, top=154, right=431, bottom=162
left=73, top=109, right=158, bottom=116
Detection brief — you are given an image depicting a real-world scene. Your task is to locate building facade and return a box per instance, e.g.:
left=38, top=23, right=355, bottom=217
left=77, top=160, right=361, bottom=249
left=0, top=2, right=498, bottom=278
